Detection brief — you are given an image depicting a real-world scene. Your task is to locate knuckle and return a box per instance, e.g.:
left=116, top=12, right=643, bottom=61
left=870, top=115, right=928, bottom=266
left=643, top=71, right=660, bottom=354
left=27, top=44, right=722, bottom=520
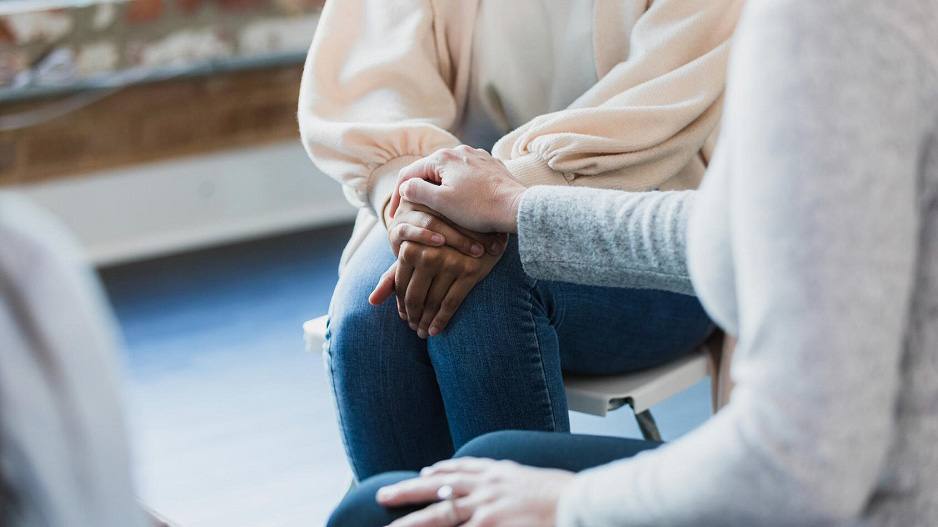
left=462, top=259, right=481, bottom=275
left=439, top=148, right=456, bottom=160
left=399, top=242, right=418, bottom=263
left=418, top=214, right=435, bottom=230
left=414, top=249, right=432, bottom=267
left=441, top=298, right=459, bottom=313
left=429, top=250, right=446, bottom=268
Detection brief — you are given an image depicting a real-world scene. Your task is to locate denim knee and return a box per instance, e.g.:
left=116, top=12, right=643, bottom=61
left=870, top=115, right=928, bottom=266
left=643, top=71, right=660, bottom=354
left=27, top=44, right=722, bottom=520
left=327, top=472, right=419, bottom=527
left=455, top=430, right=532, bottom=459
left=428, top=239, right=536, bottom=345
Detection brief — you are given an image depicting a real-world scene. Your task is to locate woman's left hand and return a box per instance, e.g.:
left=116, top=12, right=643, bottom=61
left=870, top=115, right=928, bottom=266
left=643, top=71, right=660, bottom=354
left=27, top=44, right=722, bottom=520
left=377, top=458, right=574, bottom=527
left=387, top=146, right=527, bottom=234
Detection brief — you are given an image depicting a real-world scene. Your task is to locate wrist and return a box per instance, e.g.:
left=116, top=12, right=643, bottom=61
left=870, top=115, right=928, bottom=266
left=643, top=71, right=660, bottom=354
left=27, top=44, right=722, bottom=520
left=503, top=187, right=525, bottom=233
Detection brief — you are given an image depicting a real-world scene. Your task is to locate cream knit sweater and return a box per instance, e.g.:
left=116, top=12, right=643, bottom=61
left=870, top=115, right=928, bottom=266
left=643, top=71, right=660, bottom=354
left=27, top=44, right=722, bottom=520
left=298, top=0, right=742, bottom=266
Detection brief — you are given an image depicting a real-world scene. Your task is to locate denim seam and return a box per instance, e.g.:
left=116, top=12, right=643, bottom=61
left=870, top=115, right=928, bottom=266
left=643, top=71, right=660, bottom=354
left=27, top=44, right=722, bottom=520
left=324, top=317, right=365, bottom=480
left=382, top=319, right=414, bottom=473
left=526, top=278, right=558, bottom=432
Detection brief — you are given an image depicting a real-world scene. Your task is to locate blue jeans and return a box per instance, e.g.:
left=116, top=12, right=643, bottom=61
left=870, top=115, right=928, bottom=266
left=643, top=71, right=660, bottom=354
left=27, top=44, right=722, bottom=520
left=326, top=226, right=711, bottom=480
left=327, top=430, right=662, bottom=527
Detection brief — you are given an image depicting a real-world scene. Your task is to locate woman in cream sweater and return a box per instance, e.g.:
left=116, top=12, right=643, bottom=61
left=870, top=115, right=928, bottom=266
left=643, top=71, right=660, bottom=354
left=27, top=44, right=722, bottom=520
left=299, top=0, right=742, bottom=480
left=328, top=1, right=938, bottom=525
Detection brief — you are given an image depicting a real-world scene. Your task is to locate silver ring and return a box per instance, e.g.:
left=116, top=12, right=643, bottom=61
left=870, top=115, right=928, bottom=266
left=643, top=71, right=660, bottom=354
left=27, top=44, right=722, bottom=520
left=436, top=484, right=455, bottom=501
left=437, top=485, right=458, bottom=524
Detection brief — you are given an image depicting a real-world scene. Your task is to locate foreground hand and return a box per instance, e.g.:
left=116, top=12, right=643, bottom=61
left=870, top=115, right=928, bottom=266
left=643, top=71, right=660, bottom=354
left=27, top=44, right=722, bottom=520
left=389, top=200, right=505, bottom=258
left=376, top=458, right=574, bottom=527
left=369, top=241, right=503, bottom=337
left=388, top=146, right=527, bottom=234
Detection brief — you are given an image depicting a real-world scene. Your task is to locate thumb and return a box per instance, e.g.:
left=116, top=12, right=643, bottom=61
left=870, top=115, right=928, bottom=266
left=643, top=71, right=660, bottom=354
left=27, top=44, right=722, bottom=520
left=369, top=263, right=397, bottom=305
left=400, top=178, right=448, bottom=211
left=389, top=158, right=441, bottom=218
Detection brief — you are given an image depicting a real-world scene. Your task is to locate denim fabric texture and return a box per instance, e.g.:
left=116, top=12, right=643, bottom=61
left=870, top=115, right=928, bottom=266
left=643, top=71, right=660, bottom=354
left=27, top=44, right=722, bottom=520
left=325, top=226, right=711, bottom=480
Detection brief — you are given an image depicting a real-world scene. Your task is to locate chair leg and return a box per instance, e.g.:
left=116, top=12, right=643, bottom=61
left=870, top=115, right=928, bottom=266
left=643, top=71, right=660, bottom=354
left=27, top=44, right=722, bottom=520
left=634, top=409, right=662, bottom=442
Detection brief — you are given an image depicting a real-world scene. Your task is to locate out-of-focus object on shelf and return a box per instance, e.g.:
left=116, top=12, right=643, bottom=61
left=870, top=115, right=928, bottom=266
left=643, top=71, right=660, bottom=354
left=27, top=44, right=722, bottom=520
left=0, top=0, right=325, bottom=185
left=0, top=0, right=324, bottom=101
left=0, top=1, right=357, bottom=267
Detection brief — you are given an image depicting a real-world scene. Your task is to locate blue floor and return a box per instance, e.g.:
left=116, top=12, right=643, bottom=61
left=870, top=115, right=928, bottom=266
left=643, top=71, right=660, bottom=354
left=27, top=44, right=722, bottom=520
left=100, top=224, right=711, bottom=526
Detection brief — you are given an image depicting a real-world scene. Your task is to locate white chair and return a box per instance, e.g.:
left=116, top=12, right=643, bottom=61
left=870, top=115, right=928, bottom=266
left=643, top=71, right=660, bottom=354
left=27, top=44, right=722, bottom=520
left=304, top=315, right=711, bottom=441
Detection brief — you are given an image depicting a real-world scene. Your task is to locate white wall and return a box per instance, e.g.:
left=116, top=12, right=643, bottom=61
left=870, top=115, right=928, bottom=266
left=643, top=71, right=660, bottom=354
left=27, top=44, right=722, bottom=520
left=10, top=140, right=356, bottom=265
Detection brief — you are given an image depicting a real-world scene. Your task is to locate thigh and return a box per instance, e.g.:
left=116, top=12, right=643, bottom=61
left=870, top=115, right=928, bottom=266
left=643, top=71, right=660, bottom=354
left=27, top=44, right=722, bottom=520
left=427, top=238, right=569, bottom=446
left=543, top=280, right=714, bottom=375
left=328, top=226, right=452, bottom=479
left=327, top=471, right=420, bottom=527
left=455, top=430, right=660, bottom=472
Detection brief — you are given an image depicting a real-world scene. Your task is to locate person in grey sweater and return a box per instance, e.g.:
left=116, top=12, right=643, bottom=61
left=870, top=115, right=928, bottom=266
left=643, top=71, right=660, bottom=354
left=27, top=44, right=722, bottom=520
left=329, top=1, right=938, bottom=525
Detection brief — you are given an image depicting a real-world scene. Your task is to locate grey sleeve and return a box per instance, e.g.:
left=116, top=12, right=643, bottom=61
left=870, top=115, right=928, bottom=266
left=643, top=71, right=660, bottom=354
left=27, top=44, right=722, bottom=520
left=557, top=2, right=930, bottom=526
left=516, top=185, right=696, bottom=295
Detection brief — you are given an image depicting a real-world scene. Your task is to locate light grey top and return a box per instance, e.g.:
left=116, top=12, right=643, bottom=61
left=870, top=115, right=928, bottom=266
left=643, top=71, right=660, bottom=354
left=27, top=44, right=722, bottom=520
left=0, top=194, right=144, bottom=527
left=518, top=1, right=938, bottom=525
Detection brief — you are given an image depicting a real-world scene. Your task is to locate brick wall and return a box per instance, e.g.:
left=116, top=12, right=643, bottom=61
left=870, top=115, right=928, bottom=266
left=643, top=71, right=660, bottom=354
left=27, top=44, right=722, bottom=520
left=0, top=63, right=304, bottom=185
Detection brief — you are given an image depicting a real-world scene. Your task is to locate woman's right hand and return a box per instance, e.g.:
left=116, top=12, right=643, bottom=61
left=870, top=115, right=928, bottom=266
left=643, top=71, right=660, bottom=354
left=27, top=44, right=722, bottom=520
left=369, top=241, right=504, bottom=338
left=387, top=200, right=505, bottom=258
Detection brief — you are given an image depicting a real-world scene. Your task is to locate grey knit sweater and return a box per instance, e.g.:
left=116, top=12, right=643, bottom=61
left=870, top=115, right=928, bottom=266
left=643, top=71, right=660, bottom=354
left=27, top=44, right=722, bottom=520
left=517, top=1, right=938, bottom=525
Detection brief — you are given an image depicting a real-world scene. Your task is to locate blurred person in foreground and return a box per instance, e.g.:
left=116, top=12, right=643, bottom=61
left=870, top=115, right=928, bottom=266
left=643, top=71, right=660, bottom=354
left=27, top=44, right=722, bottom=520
left=330, top=1, right=938, bottom=525
left=0, top=194, right=145, bottom=526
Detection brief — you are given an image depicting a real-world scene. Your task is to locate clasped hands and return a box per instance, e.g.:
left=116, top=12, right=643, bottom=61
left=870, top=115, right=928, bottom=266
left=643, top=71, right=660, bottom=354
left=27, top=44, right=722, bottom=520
left=368, top=148, right=570, bottom=526
left=369, top=146, right=527, bottom=338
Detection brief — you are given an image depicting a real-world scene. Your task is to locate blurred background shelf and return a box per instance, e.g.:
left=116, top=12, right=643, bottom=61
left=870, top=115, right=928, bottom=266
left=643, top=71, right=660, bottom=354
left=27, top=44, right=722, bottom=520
left=0, top=1, right=355, bottom=265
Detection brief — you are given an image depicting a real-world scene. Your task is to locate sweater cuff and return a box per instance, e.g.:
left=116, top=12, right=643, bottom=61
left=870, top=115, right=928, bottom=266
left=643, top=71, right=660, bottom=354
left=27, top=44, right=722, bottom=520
left=367, top=155, right=422, bottom=225
left=515, top=186, right=565, bottom=281
left=502, top=153, right=571, bottom=187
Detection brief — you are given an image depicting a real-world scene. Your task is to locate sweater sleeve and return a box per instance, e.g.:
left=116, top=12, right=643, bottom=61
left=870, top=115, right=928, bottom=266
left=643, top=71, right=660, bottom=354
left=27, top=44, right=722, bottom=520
left=555, top=3, right=928, bottom=526
left=297, top=0, right=463, bottom=217
left=517, top=186, right=695, bottom=295
left=492, top=0, right=743, bottom=190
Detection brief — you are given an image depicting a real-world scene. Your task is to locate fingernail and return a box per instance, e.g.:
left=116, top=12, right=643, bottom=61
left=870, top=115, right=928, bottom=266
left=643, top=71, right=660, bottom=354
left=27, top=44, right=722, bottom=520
left=377, top=487, right=394, bottom=501
left=431, top=233, right=444, bottom=244
left=428, top=326, right=440, bottom=336
left=409, top=322, right=417, bottom=331
left=471, top=243, right=484, bottom=256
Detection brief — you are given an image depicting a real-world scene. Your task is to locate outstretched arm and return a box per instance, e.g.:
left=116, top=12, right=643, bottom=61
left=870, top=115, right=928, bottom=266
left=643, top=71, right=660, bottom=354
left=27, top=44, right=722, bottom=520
left=395, top=147, right=696, bottom=295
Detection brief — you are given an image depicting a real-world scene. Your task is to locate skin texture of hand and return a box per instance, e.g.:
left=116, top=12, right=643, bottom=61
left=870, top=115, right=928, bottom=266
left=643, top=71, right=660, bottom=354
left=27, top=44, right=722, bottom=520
left=388, top=200, right=503, bottom=259
left=388, top=146, right=527, bottom=234
left=370, top=240, right=503, bottom=338
left=376, top=457, right=575, bottom=527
